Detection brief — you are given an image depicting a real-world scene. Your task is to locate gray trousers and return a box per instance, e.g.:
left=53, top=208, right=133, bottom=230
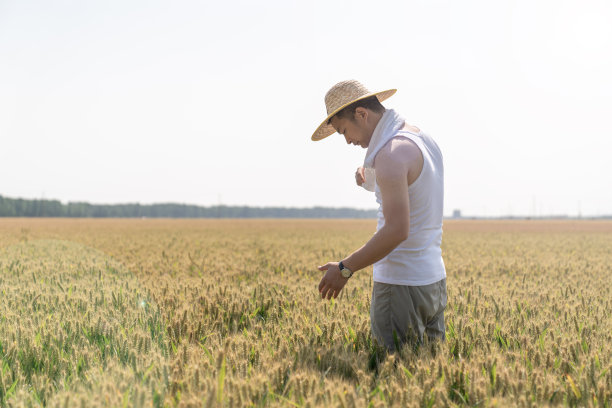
left=370, top=278, right=447, bottom=351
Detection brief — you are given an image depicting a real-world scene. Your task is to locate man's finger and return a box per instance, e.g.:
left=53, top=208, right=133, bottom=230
left=318, top=264, right=329, bottom=271
left=318, top=278, right=325, bottom=292
left=321, top=283, right=333, bottom=300
left=320, top=286, right=329, bottom=299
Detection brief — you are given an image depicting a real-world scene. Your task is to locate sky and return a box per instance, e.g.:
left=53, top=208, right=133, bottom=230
left=1, top=0, right=611, bottom=217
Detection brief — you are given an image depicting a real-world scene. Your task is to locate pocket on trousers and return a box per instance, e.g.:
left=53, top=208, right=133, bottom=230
left=438, top=279, right=448, bottom=312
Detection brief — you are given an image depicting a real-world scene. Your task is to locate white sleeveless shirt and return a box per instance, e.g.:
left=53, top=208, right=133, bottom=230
left=372, top=129, right=446, bottom=286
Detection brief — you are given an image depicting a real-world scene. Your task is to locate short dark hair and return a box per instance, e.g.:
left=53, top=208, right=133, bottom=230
left=328, top=96, right=385, bottom=124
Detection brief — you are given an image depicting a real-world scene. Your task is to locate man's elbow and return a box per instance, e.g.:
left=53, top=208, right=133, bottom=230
left=388, top=223, right=409, bottom=243
left=397, top=227, right=409, bottom=242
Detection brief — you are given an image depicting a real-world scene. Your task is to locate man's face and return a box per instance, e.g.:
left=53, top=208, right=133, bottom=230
left=330, top=112, right=371, bottom=148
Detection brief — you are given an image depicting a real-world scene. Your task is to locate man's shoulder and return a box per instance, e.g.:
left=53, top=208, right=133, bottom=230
left=375, top=135, right=425, bottom=186
left=375, top=136, right=421, bottom=165
left=373, top=139, right=412, bottom=180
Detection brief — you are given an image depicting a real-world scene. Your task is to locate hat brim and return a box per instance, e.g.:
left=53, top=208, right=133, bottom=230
left=311, top=89, right=397, bottom=141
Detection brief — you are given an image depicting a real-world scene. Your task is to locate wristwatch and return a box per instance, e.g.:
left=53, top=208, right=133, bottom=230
left=339, top=261, right=353, bottom=278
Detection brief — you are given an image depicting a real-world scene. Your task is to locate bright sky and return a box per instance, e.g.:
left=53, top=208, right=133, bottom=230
left=1, top=0, right=611, bottom=217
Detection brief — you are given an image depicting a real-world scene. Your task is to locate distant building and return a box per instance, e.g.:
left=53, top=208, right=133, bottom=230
left=452, top=209, right=462, bottom=219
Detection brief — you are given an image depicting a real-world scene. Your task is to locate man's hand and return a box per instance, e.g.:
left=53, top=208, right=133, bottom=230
left=317, top=262, right=348, bottom=300
left=355, top=167, right=365, bottom=186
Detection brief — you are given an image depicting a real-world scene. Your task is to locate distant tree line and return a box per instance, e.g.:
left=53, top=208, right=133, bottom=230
left=0, top=195, right=377, bottom=218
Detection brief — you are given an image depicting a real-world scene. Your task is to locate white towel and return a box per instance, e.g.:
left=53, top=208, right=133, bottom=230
left=360, top=109, right=405, bottom=192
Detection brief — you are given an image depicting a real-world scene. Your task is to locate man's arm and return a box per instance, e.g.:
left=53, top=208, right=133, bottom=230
left=318, top=140, right=411, bottom=300
left=342, top=141, right=410, bottom=271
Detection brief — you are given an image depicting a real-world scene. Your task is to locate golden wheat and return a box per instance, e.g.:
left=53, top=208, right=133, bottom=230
left=0, top=219, right=610, bottom=407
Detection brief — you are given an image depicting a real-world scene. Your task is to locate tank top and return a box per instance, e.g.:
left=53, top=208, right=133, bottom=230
left=372, top=129, right=446, bottom=286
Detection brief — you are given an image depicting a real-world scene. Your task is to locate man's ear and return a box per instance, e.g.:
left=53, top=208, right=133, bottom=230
left=354, top=106, right=368, bottom=122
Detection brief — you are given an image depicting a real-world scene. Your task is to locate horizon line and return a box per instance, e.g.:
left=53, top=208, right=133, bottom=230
left=1, top=194, right=611, bottom=220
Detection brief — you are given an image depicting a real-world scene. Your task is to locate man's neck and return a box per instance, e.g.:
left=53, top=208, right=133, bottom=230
left=366, top=109, right=386, bottom=140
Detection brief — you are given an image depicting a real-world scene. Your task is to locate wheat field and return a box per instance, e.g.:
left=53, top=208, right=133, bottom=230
left=0, top=218, right=610, bottom=407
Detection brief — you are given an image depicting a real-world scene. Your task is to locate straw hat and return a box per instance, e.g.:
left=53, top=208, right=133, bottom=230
left=311, top=80, right=396, bottom=141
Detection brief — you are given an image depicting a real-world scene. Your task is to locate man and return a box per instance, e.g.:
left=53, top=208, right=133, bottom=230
left=312, top=80, right=447, bottom=351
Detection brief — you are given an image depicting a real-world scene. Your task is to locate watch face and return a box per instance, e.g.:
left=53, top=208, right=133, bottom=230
left=341, top=268, right=351, bottom=278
